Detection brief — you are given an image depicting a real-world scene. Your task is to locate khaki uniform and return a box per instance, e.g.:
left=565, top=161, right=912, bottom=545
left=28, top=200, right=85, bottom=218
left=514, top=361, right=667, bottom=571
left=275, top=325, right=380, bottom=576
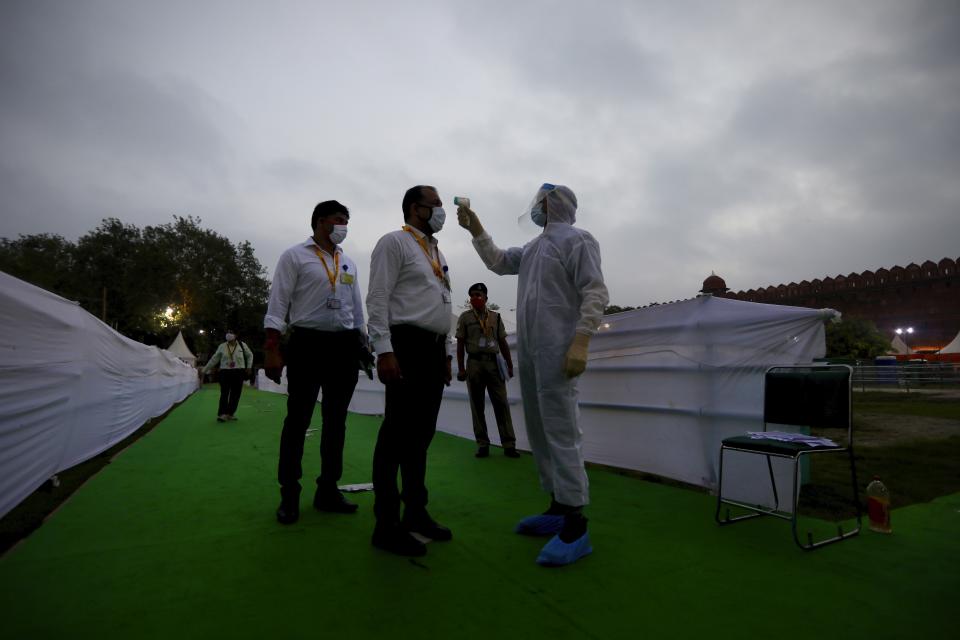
left=456, top=308, right=516, bottom=448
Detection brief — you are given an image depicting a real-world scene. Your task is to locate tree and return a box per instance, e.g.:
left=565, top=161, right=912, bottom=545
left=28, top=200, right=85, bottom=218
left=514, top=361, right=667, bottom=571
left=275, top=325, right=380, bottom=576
left=0, top=217, right=270, bottom=357
left=604, top=304, right=635, bottom=315
left=0, top=233, right=77, bottom=297
left=72, top=218, right=155, bottom=331
left=825, top=317, right=891, bottom=360
left=141, top=216, right=269, bottom=354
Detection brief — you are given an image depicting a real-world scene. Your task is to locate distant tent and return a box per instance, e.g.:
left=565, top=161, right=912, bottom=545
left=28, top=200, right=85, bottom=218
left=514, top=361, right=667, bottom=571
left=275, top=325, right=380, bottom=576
left=941, top=330, right=960, bottom=354
left=166, top=331, right=197, bottom=365
left=888, top=334, right=912, bottom=355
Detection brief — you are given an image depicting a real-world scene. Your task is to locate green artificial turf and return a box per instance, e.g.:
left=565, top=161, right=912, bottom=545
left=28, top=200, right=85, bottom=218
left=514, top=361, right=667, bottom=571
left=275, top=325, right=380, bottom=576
left=0, top=386, right=956, bottom=639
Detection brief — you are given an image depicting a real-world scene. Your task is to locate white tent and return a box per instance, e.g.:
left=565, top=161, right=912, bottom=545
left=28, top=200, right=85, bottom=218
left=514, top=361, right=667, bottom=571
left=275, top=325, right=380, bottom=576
left=166, top=330, right=197, bottom=365
left=265, top=295, right=836, bottom=503
left=0, top=271, right=198, bottom=519
left=889, top=334, right=913, bottom=355
left=940, top=330, right=960, bottom=354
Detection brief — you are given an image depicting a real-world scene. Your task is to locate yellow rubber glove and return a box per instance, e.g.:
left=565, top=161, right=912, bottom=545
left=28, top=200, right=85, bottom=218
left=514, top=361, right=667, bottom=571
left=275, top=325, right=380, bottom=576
left=563, top=333, right=591, bottom=378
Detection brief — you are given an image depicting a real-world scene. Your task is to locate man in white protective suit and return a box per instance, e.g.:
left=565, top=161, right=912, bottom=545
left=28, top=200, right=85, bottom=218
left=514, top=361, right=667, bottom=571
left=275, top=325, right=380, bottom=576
left=457, top=183, right=608, bottom=567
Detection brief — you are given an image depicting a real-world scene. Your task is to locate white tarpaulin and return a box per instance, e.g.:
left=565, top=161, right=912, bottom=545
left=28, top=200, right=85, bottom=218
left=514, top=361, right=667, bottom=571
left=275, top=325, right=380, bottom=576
left=0, top=271, right=199, bottom=519
left=260, top=295, right=835, bottom=504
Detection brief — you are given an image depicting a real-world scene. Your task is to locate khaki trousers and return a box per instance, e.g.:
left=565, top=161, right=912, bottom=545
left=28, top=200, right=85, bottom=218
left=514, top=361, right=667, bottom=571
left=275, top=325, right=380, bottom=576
left=466, top=356, right=516, bottom=448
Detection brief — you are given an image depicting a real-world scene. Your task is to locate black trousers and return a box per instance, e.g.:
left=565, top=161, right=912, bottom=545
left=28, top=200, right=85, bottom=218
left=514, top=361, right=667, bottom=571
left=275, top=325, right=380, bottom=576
left=217, top=368, right=246, bottom=416
left=372, top=325, right=447, bottom=525
left=277, top=327, right=359, bottom=500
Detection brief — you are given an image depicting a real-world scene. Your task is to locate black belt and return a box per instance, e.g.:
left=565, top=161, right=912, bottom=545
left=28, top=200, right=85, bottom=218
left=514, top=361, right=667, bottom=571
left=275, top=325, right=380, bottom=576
left=390, top=324, right=447, bottom=344
left=468, top=351, right=498, bottom=361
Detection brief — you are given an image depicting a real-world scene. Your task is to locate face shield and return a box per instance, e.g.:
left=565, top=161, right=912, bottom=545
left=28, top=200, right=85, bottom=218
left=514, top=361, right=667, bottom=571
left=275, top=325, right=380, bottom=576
left=517, top=183, right=577, bottom=230
left=517, top=183, right=557, bottom=231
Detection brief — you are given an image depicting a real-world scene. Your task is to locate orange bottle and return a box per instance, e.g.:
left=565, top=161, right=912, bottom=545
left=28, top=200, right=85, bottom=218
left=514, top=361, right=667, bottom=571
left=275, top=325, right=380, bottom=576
left=865, top=476, right=892, bottom=534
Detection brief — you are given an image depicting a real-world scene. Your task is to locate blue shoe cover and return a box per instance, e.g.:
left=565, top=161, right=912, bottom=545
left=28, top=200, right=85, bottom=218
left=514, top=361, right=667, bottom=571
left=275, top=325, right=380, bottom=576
left=535, top=532, right=593, bottom=567
left=514, top=514, right=564, bottom=536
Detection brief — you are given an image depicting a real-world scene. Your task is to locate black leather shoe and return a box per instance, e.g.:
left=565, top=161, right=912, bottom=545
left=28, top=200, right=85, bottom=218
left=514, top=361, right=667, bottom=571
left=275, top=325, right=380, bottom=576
left=371, top=527, right=427, bottom=557
left=276, top=503, right=299, bottom=525
left=504, top=447, right=520, bottom=458
left=475, top=446, right=489, bottom=458
left=314, top=491, right=359, bottom=514
left=403, top=514, right=453, bottom=542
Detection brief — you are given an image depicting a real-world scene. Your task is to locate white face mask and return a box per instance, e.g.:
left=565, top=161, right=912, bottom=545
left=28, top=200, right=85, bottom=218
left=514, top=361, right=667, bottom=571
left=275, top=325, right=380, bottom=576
left=225, top=333, right=236, bottom=342
left=329, top=224, right=348, bottom=244
left=530, top=204, right=547, bottom=227
left=427, top=206, right=446, bottom=233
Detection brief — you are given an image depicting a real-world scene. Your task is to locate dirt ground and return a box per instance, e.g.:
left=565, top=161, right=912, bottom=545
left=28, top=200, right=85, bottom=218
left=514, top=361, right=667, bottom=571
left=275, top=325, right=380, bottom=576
left=855, top=413, right=960, bottom=446
left=851, top=388, right=960, bottom=446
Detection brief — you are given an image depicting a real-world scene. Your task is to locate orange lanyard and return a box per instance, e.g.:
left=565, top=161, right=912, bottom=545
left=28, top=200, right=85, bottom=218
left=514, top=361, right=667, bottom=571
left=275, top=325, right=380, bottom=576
left=313, top=245, right=340, bottom=291
left=472, top=308, right=489, bottom=336
left=403, top=225, right=446, bottom=284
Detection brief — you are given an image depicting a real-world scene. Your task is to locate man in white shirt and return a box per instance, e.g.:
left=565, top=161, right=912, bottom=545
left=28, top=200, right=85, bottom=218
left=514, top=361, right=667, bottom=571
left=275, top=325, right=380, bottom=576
left=263, top=200, right=367, bottom=525
left=366, top=185, right=454, bottom=557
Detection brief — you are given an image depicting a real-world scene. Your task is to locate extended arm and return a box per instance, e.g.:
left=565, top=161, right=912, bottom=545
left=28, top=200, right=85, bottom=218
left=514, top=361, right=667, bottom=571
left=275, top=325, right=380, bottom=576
left=202, top=345, right=222, bottom=374
left=457, top=206, right=523, bottom=275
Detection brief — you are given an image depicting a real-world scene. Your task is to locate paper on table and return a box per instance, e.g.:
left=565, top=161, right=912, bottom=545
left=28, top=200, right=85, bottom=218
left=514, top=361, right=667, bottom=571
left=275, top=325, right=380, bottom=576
left=747, top=431, right=837, bottom=447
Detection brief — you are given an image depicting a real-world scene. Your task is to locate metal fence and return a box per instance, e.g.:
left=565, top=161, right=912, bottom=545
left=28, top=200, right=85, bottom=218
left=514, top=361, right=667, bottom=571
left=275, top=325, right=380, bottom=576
left=851, top=362, right=960, bottom=392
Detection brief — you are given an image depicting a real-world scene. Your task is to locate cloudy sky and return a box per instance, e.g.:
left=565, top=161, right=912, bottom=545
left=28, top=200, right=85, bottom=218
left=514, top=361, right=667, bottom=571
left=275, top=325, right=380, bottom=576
left=2, top=0, right=958, bottom=321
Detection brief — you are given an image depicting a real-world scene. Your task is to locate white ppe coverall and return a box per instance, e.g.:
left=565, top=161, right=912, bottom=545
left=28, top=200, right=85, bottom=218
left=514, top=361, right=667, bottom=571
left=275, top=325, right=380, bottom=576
left=471, top=185, right=608, bottom=506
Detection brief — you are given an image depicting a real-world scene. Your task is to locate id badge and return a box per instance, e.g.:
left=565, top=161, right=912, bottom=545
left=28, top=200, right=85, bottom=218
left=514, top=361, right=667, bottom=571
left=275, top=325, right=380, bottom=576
left=326, top=296, right=342, bottom=309
left=441, top=291, right=451, bottom=303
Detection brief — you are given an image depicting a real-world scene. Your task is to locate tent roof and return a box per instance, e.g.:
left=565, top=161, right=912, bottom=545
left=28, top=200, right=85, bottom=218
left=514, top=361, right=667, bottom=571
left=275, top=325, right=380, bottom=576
left=940, top=329, right=960, bottom=354
left=889, top=334, right=912, bottom=355
left=166, top=331, right=196, bottom=360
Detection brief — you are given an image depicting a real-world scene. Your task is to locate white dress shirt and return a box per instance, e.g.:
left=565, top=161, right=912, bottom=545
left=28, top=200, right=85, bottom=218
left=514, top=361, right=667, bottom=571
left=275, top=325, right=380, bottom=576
left=366, top=226, right=452, bottom=354
left=264, top=238, right=364, bottom=333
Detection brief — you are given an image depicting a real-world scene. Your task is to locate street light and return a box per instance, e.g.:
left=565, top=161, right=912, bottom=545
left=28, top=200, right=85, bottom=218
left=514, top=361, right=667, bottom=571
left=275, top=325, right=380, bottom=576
left=894, top=327, right=914, bottom=335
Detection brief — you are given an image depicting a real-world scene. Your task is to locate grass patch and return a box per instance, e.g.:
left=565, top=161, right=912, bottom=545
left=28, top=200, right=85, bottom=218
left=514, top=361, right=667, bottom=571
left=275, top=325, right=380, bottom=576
left=853, top=390, right=960, bottom=420
left=0, top=406, right=177, bottom=556
left=4, top=389, right=958, bottom=552
left=797, top=391, right=960, bottom=521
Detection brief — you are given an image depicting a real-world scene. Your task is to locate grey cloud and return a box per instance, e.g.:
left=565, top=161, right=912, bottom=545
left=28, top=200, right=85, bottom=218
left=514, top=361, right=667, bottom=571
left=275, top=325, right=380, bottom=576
left=453, top=2, right=673, bottom=103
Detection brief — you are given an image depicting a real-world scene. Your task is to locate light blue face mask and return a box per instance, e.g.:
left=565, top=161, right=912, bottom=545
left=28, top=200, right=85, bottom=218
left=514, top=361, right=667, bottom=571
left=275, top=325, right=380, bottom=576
left=428, top=206, right=446, bottom=233
left=329, top=224, right=348, bottom=245
left=530, top=203, right=547, bottom=227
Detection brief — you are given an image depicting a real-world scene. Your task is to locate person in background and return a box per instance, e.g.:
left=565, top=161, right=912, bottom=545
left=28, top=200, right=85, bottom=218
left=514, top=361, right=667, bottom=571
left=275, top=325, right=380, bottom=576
left=456, top=282, right=518, bottom=459
left=457, top=183, right=608, bottom=567
left=366, top=185, right=454, bottom=557
left=263, top=200, right=367, bottom=525
left=202, top=329, right=253, bottom=423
